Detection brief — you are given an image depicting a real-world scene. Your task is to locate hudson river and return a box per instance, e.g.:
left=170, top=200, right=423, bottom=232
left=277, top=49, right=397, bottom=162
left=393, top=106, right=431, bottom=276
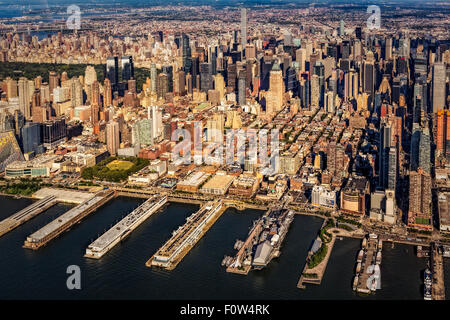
left=0, top=195, right=446, bottom=299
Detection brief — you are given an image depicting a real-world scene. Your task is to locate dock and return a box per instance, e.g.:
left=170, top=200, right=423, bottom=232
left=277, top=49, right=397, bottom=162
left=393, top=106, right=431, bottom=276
left=85, top=195, right=167, bottom=259
left=353, top=234, right=382, bottom=294
left=297, top=234, right=336, bottom=288
left=0, top=195, right=58, bottom=237
left=226, top=207, right=294, bottom=275
left=23, top=190, right=116, bottom=250
left=146, top=200, right=224, bottom=270
left=431, top=243, right=445, bottom=300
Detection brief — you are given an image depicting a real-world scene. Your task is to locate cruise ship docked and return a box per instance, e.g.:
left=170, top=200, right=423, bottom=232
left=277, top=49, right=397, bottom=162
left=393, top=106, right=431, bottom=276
left=149, top=200, right=223, bottom=270
left=85, top=195, right=167, bottom=259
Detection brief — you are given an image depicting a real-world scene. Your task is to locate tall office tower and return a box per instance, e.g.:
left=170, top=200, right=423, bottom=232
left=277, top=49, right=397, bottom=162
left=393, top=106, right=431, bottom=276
left=296, top=48, right=306, bottom=72
left=106, top=121, right=120, bottom=156
left=200, top=62, right=212, bottom=92
left=34, top=76, right=42, bottom=89
left=182, top=33, right=192, bottom=74
left=245, top=44, right=256, bottom=59
left=214, top=73, right=226, bottom=102
left=353, top=40, right=362, bottom=59
left=106, top=57, right=119, bottom=85
left=418, top=127, right=431, bottom=173
left=41, top=118, right=67, bottom=149
left=310, top=74, right=320, bottom=107
left=84, top=65, right=97, bottom=86
left=206, top=113, right=224, bottom=142
left=299, top=76, right=310, bottom=108
left=385, top=37, right=392, bottom=60
left=338, top=20, right=345, bottom=36
left=344, top=69, right=359, bottom=101
left=31, top=89, right=41, bottom=109
left=355, top=27, right=362, bottom=40
left=408, top=169, right=432, bottom=228
left=121, top=56, right=134, bottom=81
left=285, top=67, right=297, bottom=94
left=436, top=110, right=450, bottom=155
left=327, top=142, right=345, bottom=174
left=260, top=56, right=274, bottom=91
left=186, top=73, right=193, bottom=94
left=241, top=8, right=247, bottom=49
left=325, top=91, right=335, bottom=113
left=21, top=122, right=43, bottom=155
left=104, top=78, right=112, bottom=107
left=174, top=70, right=186, bottom=96
left=71, top=78, right=83, bottom=108
left=162, top=65, right=174, bottom=92
left=432, top=62, right=446, bottom=112
left=313, top=62, right=325, bottom=107
left=227, top=61, right=237, bottom=91
left=414, top=53, right=427, bottom=78
left=387, top=147, right=397, bottom=190
left=150, top=105, right=163, bottom=141
left=267, top=62, right=284, bottom=113
left=399, top=36, right=410, bottom=57
left=40, top=84, right=50, bottom=105
left=309, top=51, right=320, bottom=71
left=238, top=70, right=246, bottom=106
left=379, top=121, right=397, bottom=190
left=5, top=78, right=18, bottom=99
left=362, top=52, right=375, bottom=108
left=91, top=103, right=99, bottom=126
left=49, top=72, right=59, bottom=94
left=18, top=77, right=31, bottom=120
left=157, top=73, right=169, bottom=99
left=91, top=80, right=101, bottom=107
left=150, top=63, right=157, bottom=93
left=342, top=41, right=350, bottom=60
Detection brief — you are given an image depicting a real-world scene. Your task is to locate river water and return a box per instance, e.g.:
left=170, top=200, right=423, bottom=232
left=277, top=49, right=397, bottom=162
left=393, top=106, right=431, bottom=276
left=0, top=195, right=443, bottom=299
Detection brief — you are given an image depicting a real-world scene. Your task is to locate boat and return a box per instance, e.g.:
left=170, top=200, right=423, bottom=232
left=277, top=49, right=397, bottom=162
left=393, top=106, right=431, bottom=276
left=424, top=268, right=432, bottom=286
left=376, top=251, right=382, bottom=264
left=357, top=249, right=364, bottom=263
left=353, top=275, right=359, bottom=290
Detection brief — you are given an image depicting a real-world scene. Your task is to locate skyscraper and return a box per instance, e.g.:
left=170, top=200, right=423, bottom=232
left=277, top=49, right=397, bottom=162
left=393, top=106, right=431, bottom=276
left=121, top=56, right=134, bottom=81
left=182, top=33, right=192, bottom=74
left=241, top=8, right=247, bottom=49
left=432, top=62, right=446, bottom=112
left=106, top=57, right=119, bottom=85
left=18, top=77, right=31, bottom=120
left=106, top=121, right=120, bottom=156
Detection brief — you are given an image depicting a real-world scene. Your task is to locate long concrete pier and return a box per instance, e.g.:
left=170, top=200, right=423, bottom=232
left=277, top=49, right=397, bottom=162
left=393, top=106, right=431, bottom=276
left=146, top=200, right=224, bottom=270
left=23, top=190, right=116, bottom=250
left=0, top=195, right=58, bottom=237
left=431, top=243, right=445, bottom=300
left=85, top=195, right=167, bottom=259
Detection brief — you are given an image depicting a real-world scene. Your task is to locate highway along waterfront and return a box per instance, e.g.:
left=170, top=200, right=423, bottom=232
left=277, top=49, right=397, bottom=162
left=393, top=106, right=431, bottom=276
left=0, top=195, right=445, bottom=299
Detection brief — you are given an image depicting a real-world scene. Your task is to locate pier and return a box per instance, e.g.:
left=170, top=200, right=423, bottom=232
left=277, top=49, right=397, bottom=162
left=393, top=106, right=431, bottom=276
left=23, top=190, right=116, bottom=250
left=146, top=200, right=224, bottom=270
left=226, top=207, right=294, bottom=275
left=431, top=243, right=445, bottom=300
left=0, top=195, right=58, bottom=237
left=85, top=195, right=167, bottom=259
left=353, top=234, right=382, bottom=294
